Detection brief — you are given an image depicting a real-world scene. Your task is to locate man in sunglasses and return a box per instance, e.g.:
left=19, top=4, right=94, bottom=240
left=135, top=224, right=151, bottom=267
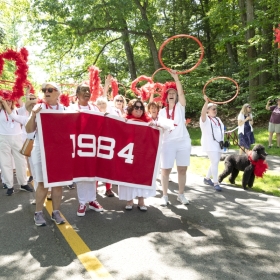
left=26, top=82, right=66, bottom=226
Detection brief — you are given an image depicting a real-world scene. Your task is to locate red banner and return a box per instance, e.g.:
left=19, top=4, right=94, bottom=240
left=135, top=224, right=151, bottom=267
left=37, top=110, right=162, bottom=189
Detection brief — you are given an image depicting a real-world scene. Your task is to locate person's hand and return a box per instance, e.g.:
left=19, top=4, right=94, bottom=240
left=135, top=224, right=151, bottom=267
left=25, top=85, right=31, bottom=96
left=105, top=74, right=112, bottom=86
left=203, top=94, right=209, bottom=103
left=148, top=121, right=155, bottom=127
left=31, top=104, right=42, bottom=117
left=169, top=69, right=179, bottom=81
left=0, top=96, right=3, bottom=102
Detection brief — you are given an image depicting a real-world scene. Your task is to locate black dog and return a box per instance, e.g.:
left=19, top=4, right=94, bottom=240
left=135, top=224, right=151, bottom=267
left=218, top=144, right=267, bottom=190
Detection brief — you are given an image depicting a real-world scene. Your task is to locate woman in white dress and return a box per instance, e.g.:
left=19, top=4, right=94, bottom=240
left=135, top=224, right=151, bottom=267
left=118, top=99, right=156, bottom=211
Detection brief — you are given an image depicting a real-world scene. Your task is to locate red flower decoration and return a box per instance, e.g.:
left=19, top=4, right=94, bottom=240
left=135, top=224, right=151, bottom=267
left=162, top=81, right=177, bottom=104
left=131, top=75, right=153, bottom=101
left=0, top=48, right=29, bottom=101
left=88, top=66, right=103, bottom=101
left=60, top=93, right=70, bottom=107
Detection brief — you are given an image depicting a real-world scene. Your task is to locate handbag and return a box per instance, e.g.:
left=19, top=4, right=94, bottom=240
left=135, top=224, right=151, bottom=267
left=20, top=137, right=34, bottom=157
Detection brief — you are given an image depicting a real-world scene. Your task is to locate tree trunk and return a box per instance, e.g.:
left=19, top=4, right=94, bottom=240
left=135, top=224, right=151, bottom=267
left=121, top=24, right=137, bottom=80
left=133, top=0, right=161, bottom=70
left=245, top=0, right=258, bottom=102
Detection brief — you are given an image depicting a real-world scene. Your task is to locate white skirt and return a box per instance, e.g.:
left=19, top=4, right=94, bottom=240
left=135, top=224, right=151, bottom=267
left=118, top=185, right=156, bottom=201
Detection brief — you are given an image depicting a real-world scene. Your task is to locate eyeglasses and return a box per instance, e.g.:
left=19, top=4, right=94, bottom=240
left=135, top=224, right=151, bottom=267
left=211, top=108, right=217, bottom=111
left=247, top=106, right=251, bottom=108
left=42, top=88, right=57, bottom=93
left=134, top=105, right=144, bottom=111
left=116, top=99, right=124, bottom=103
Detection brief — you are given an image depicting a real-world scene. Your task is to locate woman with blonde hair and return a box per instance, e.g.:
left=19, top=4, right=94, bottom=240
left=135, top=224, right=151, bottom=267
left=238, top=103, right=255, bottom=154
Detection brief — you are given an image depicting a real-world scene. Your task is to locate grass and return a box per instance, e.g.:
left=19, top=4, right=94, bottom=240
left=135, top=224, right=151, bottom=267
left=189, top=156, right=280, bottom=197
left=188, top=127, right=280, bottom=156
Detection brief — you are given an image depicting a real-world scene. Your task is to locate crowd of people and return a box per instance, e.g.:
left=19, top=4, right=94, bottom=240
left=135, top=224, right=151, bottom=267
left=0, top=73, right=279, bottom=227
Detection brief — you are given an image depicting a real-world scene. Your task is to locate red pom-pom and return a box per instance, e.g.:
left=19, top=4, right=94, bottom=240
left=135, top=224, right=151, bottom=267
left=111, top=78, right=119, bottom=98
left=88, top=66, right=103, bottom=101
left=131, top=75, right=153, bottom=101
left=60, top=94, right=70, bottom=107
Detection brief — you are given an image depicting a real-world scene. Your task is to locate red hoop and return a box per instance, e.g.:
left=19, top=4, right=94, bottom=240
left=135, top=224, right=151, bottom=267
left=158, top=34, right=204, bottom=75
left=151, top=68, right=169, bottom=81
left=203, top=77, right=239, bottom=104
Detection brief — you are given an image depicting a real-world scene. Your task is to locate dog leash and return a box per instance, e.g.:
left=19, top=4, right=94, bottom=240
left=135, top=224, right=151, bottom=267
left=224, top=126, right=247, bottom=154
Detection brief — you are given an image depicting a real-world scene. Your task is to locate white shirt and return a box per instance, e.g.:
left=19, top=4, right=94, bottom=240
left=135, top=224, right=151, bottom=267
left=158, top=102, right=190, bottom=142
left=0, top=108, right=23, bottom=136
left=200, top=116, right=224, bottom=152
left=69, top=103, right=100, bottom=112
left=237, top=113, right=253, bottom=134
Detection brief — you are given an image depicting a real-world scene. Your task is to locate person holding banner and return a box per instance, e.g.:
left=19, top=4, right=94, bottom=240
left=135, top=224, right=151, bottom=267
left=118, top=99, right=156, bottom=211
left=26, top=82, right=66, bottom=226
left=200, top=95, right=224, bottom=192
left=70, top=82, right=104, bottom=216
left=158, top=72, right=191, bottom=206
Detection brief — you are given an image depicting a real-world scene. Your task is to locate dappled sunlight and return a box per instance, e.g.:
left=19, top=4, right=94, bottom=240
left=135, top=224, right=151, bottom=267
left=6, top=204, right=22, bottom=214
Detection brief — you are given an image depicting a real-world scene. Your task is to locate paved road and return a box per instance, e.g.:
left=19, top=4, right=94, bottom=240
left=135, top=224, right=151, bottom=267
left=0, top=148, right=279, bottom=280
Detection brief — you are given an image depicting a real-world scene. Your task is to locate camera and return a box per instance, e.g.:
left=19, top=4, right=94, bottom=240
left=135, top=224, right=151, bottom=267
left=269, top=98, right=278, bottom=105
left=219, top=141, right=224, bottom=149
left=224, top=140, right=230, bottom=148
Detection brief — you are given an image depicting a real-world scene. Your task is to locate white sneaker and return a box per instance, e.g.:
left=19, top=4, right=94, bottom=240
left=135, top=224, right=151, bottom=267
left=177, top=194, right=189, bottom=205
left=161, top=195, right=168, bottom=206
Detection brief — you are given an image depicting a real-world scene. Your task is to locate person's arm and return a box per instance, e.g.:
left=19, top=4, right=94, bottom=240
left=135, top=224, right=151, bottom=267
left=238, top=114, right=251, bottom=126
left=169, top=70, right=185, bottom=106
left=25, top=105, right=42, bottom=133
left=103, top=74, right=112, bottom=99
left=0, top=97, right=12, bottom=114
left=201, top=95, right=209, bottom=123
left=265, top=100, right=271, bottom=110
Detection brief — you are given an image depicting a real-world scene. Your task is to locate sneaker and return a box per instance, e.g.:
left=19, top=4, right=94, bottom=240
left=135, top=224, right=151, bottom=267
left=67, top=183, right=75, bottom=189
left=77, top=204, right=86, bottom=217
left=28, top=176, right=33, bottom=183
left=203, top=178, right=214, bottom=186
left=214, top=184, right=222, bottom=192
left=20, top=185, right=34, bottom=192
left=34, top=211, right=46, bottom=226
left=3, top=183, right=8, bottom=189
left=177, top=194, right=190, bottom=205
left=6, top=187, right=14, bottom=196
left=160, top=195, right=169, bottom=206
left=89, top=201, right=104, bottom=212
left=105, top=189, right=115, bottom=197
left=51, top=210, right=65, bottom=225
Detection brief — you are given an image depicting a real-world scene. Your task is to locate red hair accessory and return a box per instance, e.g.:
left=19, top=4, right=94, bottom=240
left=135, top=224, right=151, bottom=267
left=88, top=66, right=103, bottom=101
left=162, top=81, right=177, bottom=104
left=0, top=48, right=28, bottom=100
left=131, top=75, right=153, bottom=101
left=60, top=93, right=70, bottom=107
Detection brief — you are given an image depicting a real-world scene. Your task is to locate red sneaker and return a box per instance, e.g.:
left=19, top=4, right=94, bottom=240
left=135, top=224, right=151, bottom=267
left=77, top=204, right=86, bottom=216
left=89, top=201, right=104, bottom=212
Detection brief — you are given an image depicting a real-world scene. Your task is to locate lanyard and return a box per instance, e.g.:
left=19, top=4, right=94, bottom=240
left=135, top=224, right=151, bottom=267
left=0, top=109, right=17, bottom=122
left=44, top=102, right=59, bottom=110
left=78, top=103, right=91, bottom=110
left=208, top=116, right=222, bottom=142
left=166, top=104, right=176, bottom=120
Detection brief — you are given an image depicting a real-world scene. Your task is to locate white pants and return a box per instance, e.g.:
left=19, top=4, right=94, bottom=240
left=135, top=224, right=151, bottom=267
left=206, top=151, right=222, bottom=184
left=0, top=134, right=27, bottom=188
left=76, top=181, right=96, bottom=205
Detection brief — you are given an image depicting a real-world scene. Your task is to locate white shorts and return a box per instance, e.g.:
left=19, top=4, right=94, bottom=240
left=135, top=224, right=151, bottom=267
left=33, top=162, right=44, bottom=183
left=161, top=139, right=191, bottom=169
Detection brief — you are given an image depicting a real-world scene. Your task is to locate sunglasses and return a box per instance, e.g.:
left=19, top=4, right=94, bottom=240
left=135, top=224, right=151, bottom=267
left=134, top=105, right=144, bottom=111
left=116, top=99, right=124, bottom=103
left=29, top=98, right=36, bottom=100
left=211, top=108, right=217, bottom=111
left=42, top=88, right=57, bottom=93
left=247, top=106, right=251, bottom=108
